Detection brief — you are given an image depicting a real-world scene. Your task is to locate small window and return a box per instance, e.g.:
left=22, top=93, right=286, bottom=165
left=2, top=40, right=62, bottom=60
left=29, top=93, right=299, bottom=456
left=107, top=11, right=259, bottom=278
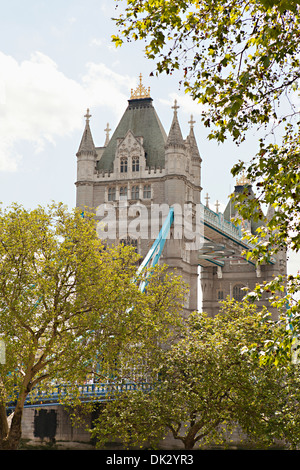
left=131, top=185, right=139, bottom=200
left=132, top=157, right=139, bottom=172
left=108, top=187, right=116, bottom=201
left=143, top=184, right=151, bottom=199
left=233, top=284, right=245, bottom=301
left=217, top=290, right=224, bottom=300
left=120, top=237, right=138, bottom=253
left=120, top=186, right=128, bottom=198
left=120, top=157, right=128, bottom=173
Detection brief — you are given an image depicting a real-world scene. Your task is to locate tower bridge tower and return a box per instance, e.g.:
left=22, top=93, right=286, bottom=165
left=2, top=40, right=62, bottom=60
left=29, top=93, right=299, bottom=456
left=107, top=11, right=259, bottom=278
left=75, top=76, right=286, bottom=316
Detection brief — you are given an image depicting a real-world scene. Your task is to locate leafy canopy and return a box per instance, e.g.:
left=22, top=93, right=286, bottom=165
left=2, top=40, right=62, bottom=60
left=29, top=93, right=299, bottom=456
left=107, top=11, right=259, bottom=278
left=91, top=300, right=300, bottom=449
left=0, top=202, right=186, bottom=449
left=112, top=0, right=300, bottom=362
left=113, top=0, right=300, bottom=255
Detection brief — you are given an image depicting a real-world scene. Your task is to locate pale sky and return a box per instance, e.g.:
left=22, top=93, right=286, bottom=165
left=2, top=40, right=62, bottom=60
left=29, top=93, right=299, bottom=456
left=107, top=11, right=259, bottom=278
left=0, top=0, right=298, bottom=274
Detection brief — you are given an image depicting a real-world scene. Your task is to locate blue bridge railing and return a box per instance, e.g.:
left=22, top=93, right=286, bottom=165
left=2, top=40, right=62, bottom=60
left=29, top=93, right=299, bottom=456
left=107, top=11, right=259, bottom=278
left=12, top=382, right=153, bottom=409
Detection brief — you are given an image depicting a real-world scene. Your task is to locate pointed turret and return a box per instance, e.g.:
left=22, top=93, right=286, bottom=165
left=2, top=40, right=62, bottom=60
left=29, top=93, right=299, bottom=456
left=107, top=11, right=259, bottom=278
left=77, top=109, right=96, bottom=156
left=166, top=100, right=185, bottom=149
left=164, top=100, right=188, bottom=204
left=186, top=115, right=201, bottom=161
left=76, top=109, right=97, bottom=209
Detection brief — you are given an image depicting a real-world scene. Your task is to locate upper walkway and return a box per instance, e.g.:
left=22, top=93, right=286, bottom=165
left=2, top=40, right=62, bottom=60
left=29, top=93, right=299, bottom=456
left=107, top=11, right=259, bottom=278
left=202, top=203, right=242, bottom=243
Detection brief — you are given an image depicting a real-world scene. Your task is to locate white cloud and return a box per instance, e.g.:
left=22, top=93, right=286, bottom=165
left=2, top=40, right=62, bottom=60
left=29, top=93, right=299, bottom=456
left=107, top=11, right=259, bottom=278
left=0, top=51, right=134, bottom=172
left=159, top=92, right=204, bottom=117
left=90, top=38, right=104, bottom=47
left=99, top=0, right=116, bottom=15
left=89, top=37, right=117, bottom=52
left=82, top=62, right=134, bottom=116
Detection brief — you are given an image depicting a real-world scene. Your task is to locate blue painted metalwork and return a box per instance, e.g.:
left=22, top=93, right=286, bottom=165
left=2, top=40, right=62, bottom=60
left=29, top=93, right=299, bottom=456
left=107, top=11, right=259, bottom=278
left=7, top=382, right=153, bottom=410
left=201, top=203, right=242, bottom=241
left=136, top=207, right=174, bottom=292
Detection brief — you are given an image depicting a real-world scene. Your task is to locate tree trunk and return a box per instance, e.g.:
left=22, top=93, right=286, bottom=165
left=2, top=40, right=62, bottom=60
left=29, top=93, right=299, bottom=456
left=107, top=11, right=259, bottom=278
left=184, top=437, right=195, bottom=450
left=0, top=402, right=9, bottom=445
left=6, top=405, right=23, bottom=449
left=0, top=400, right=25, bottom=450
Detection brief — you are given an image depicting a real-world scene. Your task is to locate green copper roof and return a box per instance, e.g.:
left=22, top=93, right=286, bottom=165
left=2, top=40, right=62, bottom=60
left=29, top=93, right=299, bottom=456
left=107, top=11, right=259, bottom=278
left=97, top=97, right=167, bottom=172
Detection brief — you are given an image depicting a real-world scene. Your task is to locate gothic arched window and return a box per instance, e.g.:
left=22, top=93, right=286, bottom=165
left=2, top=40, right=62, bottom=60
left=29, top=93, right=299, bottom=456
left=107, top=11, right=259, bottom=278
left=120, top=157, right=128, bottom=173
left=233, top=284, right=245, bottom=301
left=108, top=187, right=116, bottom=201
left=131, top=185, right=139, bottom=200
left=143, top=184, right=151, bottom=199
left=120, top=186, right=128, bottom=199
left=217, top=290, right=224, bottom=300
left=120, top=237, right=138, bottom=253
left=132, top=157, right=139, bottom=172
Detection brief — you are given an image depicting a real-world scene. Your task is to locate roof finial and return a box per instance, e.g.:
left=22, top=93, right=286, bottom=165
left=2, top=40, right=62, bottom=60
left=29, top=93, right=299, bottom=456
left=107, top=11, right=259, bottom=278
left=205, top=192, right=210, bottom=208
left=104, top=122, right=111, bottom=146
left=188, top=114, right=196, bottom=129
left=84, top=108, right=91, bottom=122
left=236, top=171, right=251, bottom=186
left=172, top=99, right=180, bottom=115
left=130, top=73, right=151, bottom=99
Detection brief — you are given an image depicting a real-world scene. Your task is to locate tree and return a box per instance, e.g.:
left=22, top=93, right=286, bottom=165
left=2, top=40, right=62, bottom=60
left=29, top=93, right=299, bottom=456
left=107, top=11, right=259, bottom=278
left=112, top=0, right=300, bottom=251
left=112, top=0, right=300, bottom=361
left=0, top=203, right=186, bottom=449
left=91, top=299, right=300, bottom=449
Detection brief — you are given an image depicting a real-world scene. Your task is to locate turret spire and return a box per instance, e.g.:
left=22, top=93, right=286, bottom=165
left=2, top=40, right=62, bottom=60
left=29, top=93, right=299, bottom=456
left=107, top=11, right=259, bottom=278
left=85, top=108, right=91, bottom=122
left=188, top=115, right=196, bottom=130
left=104, top=122, right=111, bottom=146
left=172, top=99, right=180, bottom=116
left=186, top=114, right=201, bottom=160
left=77, top=108, right=96, bottom=155
left=166, top=99, right=185, bottom=148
